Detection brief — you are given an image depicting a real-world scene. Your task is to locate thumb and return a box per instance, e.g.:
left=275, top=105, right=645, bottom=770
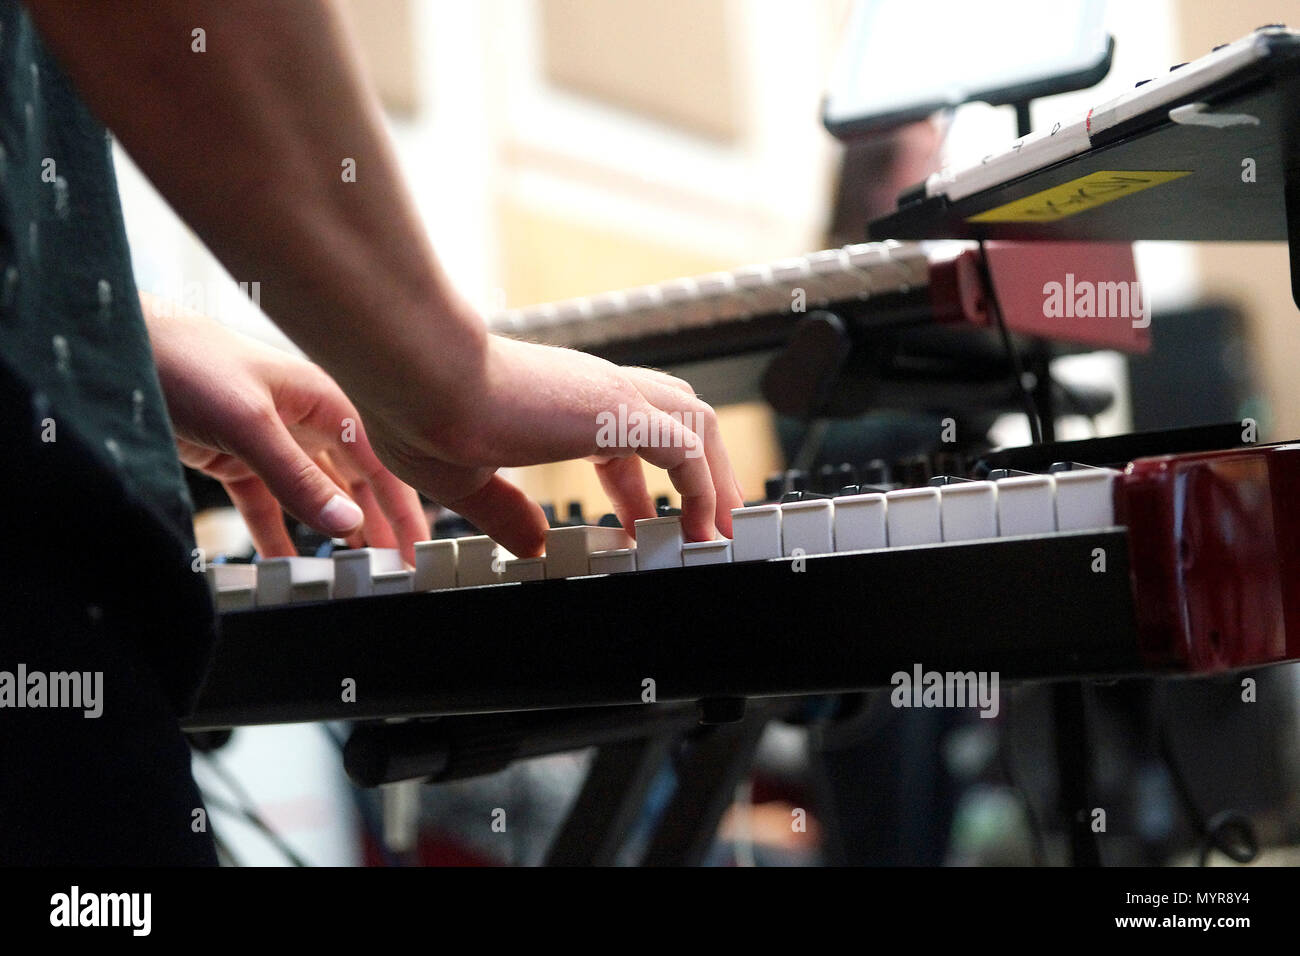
left=227, top=416, right=365, bottom=538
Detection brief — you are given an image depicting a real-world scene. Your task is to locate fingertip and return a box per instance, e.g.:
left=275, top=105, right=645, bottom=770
left=679, top=496, right=717, bottom=542
left=317, top=493, right=364, bottom=536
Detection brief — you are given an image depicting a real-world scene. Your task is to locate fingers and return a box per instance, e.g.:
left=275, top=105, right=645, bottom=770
left=329, top=430, right=430, bottom=565
left=222, top=474, right=297, bottom=558
left=629, top=409, right=716, bottom=542
left=622, top=373, right=744, bottom=538
left=592, top=455, right=655, bottom=536
left=224, top=411, right=364, bottom=539
left=442, top=473, right=549, bottom=558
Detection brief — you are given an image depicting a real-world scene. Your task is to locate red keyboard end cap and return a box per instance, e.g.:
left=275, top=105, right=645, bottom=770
left=1117, top=442, right=1300, bottom=673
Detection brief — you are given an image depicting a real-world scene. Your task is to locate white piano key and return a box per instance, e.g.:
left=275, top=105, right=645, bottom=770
left=518, top=302, right=560, bottom=333
left=554, top=297, right=594, bottom=326
left=621, top=284, right=672, bottom=337
left=545, top=525, right=634, bottom=579
left=682, top=539, right=732, bottom=567
left=660, top=277, right=710, bottom=328
left=935, top=109, right=1092, bottom=204
left=1088, top=31, right=1274, bottom=137
left=589, top=548, right=637, bottom=575
left=371, top=570, right=413, bottom=596
left=502, top=556, right=546, bottom=582
left=939, top=481, right=999, bottom=542
left=1053, top=468, right=1119, bottom=531
left=293, top=579, right=333, bottom=603
left=806, top=248, right=873, bottom=303
left=551, top=297, right=598, bottom=346
left=769, top=256, right=823, bottom=310
left=780, top=499, right=835, bottom=556
left=204, top=563, right=257, bottom=598
left=731, top=504, right=782, bottom=561
left=485, top=308, right=524, bottom=335
left=732, top=263, right=789, bottom=315
left=833, top=492, right=888, bottom=551
left=885, top=488, right=942, bottom=547
left=588, top=290, right=629, bottom=322
left=333, top=547, right=404, bottom=598
left=214, top=587, right=256, bottom=612
left=455, top=536, right=512, bottom=587
left=255, top=556, right=335, bottom=606
left=996, top=475, right=1058, bottom=537
left=695, top=271, right=743, bottom=323
left=633, top=515, right=684, bottom=570
left=413, top=539, right=458, bottom=591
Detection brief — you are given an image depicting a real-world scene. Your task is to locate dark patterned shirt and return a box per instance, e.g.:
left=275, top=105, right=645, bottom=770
left=0, top=1, right=214, bottom=712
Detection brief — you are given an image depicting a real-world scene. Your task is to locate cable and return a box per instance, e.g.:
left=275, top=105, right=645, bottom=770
left=197, top=752, right=310, bottom=867
left=977, top=240, right=1044, bottom=444
left=1154, top=685, right=1258, bottom=866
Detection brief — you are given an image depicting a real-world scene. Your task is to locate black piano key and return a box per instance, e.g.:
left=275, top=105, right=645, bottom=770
left=541, top=502, right=559, bottom=526
left=987, top=468, right=1035, bottom=481
left=598, top=512, right=623, bottom=528
left=654, top=495, right=671, bottom=512
left=566, top=501, right=586, bottom=526
left=1048, top=461, right=1097, bottom=473
left=763, top=474, right=785, bottom=502
left=780, top=490, right=831, bottom=503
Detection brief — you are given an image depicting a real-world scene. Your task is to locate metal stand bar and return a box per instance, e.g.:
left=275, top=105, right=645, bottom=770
left=545, top=734, right=678, bottom=866
left=640, top=707, right=775, bottom=867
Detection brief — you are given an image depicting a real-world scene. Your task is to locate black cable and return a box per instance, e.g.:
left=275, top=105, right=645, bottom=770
left=1153, top=685, right=1258, bottom=866
left=197, top=752, right=310, bottom=867
left=977, top=240, right=1044, bottom=444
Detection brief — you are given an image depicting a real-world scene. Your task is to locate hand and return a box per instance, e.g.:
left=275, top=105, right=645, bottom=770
left=142, top=295, right=428, bottom=563
left=355, top=331, right=746, bottom=558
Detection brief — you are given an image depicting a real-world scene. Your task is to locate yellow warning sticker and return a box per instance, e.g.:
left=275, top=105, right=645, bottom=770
left=966, top=170, right=1192, bottom=223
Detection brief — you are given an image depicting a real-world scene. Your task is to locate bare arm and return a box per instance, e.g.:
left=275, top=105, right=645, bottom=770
left=27, top=0, right=481, bottom=414
left=26, top=0, right=743, bottom=553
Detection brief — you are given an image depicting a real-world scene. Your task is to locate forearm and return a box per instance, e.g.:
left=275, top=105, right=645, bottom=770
left=27, top=0, right=485, bottom=418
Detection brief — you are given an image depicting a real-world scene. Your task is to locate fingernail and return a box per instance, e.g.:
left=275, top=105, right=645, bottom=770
left=318, top=494, right=364, bottom=534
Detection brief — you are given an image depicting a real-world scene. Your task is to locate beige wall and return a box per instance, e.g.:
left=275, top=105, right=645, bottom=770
left=1174, top=3, right=1299, bottom=440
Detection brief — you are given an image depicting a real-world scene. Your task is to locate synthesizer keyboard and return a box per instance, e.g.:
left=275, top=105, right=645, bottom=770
left=867, top=26, right=1300, bottom=304
left=185, top=437, right=1300, bottom=730
left=484, top=239, right=1148, bottom=395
